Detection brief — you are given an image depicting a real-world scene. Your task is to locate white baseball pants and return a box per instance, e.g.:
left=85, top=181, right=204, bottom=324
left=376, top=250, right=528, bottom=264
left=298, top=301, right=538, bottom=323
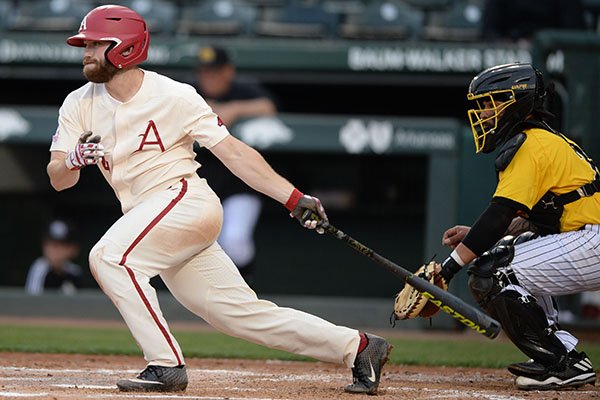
left=88, top=176, right=359, bottom=368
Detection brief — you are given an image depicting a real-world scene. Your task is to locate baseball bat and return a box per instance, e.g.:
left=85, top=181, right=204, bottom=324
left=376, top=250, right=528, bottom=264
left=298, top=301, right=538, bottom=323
left=319, top=220, right=502, bottom=339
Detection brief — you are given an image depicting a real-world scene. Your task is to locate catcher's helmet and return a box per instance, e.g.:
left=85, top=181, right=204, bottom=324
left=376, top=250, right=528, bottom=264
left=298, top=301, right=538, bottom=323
left=467, top=63, right=545, bottom=153
left=67, top=5, right=149, bottom=69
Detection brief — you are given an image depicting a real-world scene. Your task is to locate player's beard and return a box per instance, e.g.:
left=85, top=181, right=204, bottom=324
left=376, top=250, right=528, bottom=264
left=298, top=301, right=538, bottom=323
left=83, top=57, right=119, bottom=83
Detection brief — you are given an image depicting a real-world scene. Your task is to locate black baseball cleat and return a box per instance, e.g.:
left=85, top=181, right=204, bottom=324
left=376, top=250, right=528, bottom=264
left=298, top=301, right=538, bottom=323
left=344, top=333, right=393, bottom=395
left=515, top=351, right=596, bottom=390
left=507, top=358, right=547, bottom=377
left=117, top=365, right=188, bottom=392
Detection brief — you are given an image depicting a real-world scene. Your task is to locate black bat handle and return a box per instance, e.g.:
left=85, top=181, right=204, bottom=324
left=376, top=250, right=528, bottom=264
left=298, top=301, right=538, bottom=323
left=319, top=220, right=501, bottom=339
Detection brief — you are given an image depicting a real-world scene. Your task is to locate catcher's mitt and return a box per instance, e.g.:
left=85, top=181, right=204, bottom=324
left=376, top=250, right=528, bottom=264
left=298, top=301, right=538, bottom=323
left=392, top=261, right=448, bottom=320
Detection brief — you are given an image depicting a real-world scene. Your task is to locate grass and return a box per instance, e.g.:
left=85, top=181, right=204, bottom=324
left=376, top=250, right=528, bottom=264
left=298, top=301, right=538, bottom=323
left=1, top=324, right=599, bottom=370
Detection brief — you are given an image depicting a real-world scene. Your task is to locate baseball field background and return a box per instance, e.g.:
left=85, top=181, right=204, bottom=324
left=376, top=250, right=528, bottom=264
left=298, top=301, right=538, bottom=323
left=2, top=1, right=600, bottom=399
left=1, top=316, right=599, bottom=399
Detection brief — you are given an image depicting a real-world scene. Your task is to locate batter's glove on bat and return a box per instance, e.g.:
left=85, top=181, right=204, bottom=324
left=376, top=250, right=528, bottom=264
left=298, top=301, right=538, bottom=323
left=392, top=261, right=448, bottom=320
left=285, top=188, right=328, bottom=234
left=65, top=131, right=105, bottom=171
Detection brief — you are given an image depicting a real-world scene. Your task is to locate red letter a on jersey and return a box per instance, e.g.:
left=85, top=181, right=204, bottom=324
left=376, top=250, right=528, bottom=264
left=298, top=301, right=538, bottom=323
left=135, top=120, right=165, bottom=152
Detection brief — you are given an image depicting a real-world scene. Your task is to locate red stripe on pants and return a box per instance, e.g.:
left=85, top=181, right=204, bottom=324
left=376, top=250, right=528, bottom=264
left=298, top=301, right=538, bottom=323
left=119, top=179, right=188, bottom=366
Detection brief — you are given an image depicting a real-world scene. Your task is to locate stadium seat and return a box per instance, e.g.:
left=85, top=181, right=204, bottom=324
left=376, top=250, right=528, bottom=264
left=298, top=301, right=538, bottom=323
left=583, top=0, right=600, bottom=31
left=177, top=0, right=258, bottom=36
left=404, top=0, right=453, bottom=11
left=255, top=0, right=340, bottom=39
left=0, top=1, right=14, bottom=31
left=322, top=0, right=365, bottom=15
left=338, top=0, right=424, bottom=41
left=422, top=0, right=484, bottom=41
left=5, top=0, right=94, bottom=32
left=120, top=0, right=178, bottom=35
left=243, top=0, right=286, bottom=6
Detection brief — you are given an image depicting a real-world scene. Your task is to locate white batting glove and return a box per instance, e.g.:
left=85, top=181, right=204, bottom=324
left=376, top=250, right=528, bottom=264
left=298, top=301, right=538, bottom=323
left=65, top=131, right=104, bottom=171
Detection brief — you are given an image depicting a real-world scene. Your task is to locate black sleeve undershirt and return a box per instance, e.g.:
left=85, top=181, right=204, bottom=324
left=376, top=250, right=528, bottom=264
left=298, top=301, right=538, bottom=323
left=461, top=197, right=528, bottom=256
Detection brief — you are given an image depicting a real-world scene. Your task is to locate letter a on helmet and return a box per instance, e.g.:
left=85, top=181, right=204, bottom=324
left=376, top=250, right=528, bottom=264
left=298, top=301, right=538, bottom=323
left=67, top=5, right=149, bottom=69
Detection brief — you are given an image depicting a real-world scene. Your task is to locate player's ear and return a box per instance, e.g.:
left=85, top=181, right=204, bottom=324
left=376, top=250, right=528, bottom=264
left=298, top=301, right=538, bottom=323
left=121, top=46, right=134, bottom=57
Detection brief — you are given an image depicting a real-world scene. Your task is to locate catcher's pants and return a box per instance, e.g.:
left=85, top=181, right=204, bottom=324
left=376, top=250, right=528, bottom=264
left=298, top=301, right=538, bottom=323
left=508, top=224, right=600, bottom=351
left=88, top=177, right=359, bottom=368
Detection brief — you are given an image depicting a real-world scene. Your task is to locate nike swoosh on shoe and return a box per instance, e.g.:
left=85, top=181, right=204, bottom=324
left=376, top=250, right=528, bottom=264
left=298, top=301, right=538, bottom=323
left=367, top=358, right=376, bottom=383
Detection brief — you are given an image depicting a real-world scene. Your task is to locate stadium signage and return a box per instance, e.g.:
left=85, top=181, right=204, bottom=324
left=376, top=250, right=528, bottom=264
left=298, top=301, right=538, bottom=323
left=348, top=46, right=532, bottom=72
left=0, top=38, right=172, bottom=64
left=339, top=118, right=456, bottom=154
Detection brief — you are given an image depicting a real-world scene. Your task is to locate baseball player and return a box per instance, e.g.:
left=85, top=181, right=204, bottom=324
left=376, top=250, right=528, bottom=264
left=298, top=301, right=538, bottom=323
left=437, top=63, right=599, bottom=390
left=47, top=5, right=392, bottom=394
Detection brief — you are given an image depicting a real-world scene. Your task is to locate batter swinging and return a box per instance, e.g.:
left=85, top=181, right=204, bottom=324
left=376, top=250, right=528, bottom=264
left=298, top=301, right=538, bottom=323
left=47, top=5, right=392, bottom=394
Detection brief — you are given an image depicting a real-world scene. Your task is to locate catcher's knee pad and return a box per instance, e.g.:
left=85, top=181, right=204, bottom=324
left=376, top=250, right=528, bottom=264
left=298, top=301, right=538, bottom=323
left=513, top=230, right=539, bottom=245
left=487, top=289, right=567, bottom=366
left=467, top=237, right=515, bottom=307
left=467, top=231, right=538, bottom=308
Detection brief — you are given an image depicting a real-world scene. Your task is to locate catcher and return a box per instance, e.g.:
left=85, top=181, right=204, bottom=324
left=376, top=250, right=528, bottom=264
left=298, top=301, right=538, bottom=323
left=394, top=63, right=599, bottom=391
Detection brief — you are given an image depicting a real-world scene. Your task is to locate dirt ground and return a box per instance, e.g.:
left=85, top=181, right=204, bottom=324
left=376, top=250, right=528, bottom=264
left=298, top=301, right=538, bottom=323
left=0, top=318, right=598, bottom=399
left=1, top=352, right=598, bottom=400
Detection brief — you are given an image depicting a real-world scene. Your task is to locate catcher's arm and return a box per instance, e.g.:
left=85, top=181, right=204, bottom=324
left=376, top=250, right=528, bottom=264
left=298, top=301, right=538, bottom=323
left=505, top=216, right=538, bottom=236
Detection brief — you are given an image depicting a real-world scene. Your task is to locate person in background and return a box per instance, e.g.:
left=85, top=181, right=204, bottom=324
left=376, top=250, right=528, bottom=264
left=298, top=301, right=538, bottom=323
left=25, top=219, right=83, bottom=295
left=481, top=0, right=587, bottom=45
left=194, top=45, right=277, bottom=286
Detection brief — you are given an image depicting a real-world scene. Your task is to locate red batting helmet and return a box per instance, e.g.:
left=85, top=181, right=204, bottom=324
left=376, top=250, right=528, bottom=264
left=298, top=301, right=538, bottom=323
left=67, top=5, right=149, bottom=69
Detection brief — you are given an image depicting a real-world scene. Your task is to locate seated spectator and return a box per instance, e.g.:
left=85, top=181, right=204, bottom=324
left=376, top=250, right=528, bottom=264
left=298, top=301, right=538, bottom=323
left=481, top=0, right=587, bottom=45
left=25, top=219, right=83, bottom=295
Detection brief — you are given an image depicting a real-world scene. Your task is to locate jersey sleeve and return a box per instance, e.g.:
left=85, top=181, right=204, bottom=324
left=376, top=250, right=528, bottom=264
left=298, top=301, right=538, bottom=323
left=50, top=91, right=86, bottom=153
left=180, top=85, right=230, bottom=148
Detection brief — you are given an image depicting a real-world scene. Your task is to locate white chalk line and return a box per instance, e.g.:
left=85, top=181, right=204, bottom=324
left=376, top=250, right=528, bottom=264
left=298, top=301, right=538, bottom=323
left=6, top=364, right=591, bottom=400
left=0, top=393, right=287, bottom=400
left=0, top=366, right=345, bottom=383
left=0, top=366, right=136, bottom=375
left=385, top=386, right=526, bottom=400
left=0, top=366, right=293, bottom=399
left=51, top=389, right=287, bottom=400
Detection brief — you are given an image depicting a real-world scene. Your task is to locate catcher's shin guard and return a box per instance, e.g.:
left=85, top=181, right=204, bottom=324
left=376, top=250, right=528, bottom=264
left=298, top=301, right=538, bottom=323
left=467, top=233, right=566, bottom=367
left=485, top=289, right=567, bottom=367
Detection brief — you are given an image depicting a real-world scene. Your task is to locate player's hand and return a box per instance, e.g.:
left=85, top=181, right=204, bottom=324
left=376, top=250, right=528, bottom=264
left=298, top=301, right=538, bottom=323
left=285, top=189, right=328, bottom=234
left=442, top=225, right=470, bottom=249
left=65, top=131, right=104, bottom=171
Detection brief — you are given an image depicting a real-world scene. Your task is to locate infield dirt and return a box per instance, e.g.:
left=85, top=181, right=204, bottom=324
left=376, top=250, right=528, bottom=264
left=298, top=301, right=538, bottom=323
left=1, top=317, right=598, bottom=399
left=1, top=351, right=598, bottom=399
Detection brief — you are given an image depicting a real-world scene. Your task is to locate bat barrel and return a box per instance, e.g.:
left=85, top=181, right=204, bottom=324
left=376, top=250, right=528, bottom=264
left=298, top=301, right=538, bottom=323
left=321, top=220, right=502, bottom=339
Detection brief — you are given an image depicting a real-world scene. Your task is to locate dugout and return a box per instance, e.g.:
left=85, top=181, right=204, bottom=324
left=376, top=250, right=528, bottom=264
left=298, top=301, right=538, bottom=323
left=1, top=30, right=600, bottom=329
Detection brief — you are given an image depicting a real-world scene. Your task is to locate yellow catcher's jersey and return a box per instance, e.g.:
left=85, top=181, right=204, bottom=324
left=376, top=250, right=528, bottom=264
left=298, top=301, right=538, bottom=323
left=494, top=127, right=600, bottom=232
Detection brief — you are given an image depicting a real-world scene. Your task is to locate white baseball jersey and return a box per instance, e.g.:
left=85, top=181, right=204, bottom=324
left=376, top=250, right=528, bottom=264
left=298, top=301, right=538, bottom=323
left=51, top=70, right=229, bottom=213
left=50, top=69, right=360, bottom=368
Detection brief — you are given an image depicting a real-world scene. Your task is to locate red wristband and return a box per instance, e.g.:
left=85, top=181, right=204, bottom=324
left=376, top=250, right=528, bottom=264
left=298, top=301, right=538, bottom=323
left=285, top=188, right=304, bottom=211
